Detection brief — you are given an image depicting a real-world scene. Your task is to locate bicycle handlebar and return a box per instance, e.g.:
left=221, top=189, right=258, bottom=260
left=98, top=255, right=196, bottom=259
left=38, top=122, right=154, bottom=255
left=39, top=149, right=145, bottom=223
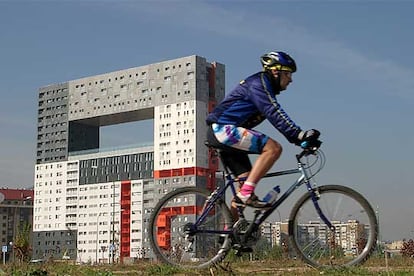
left=297, top=140, right=323, bottom=160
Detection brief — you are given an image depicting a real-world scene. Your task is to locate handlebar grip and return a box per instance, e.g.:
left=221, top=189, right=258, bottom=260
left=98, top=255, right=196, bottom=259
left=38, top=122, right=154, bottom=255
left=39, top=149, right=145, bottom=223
left=301, top=139, right=322, bottom=149
left=300, top=141, right=309, bottom=149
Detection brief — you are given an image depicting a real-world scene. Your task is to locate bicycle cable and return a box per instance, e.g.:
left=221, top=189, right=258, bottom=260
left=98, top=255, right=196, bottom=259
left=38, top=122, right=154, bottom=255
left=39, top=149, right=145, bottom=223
left=303, top=149, right=326, bottom=179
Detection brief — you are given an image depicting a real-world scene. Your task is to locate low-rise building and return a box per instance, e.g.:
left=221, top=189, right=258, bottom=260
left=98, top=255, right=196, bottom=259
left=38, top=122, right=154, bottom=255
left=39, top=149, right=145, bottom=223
left=0, top=188, right=34, bottom=262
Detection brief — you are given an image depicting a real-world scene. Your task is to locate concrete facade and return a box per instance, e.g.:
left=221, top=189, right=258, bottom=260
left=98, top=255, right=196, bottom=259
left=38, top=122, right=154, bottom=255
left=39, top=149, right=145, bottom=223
left=33, top=55, right=225, bottom=262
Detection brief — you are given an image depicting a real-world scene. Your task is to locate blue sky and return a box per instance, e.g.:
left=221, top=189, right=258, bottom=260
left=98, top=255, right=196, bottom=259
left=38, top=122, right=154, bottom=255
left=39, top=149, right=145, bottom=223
left=1, top=1, right=413, bottom=241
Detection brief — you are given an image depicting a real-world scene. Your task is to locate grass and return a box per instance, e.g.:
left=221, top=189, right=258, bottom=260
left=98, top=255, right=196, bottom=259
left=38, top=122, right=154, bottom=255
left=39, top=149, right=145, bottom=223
left=1, top=256, right=414, bottom=276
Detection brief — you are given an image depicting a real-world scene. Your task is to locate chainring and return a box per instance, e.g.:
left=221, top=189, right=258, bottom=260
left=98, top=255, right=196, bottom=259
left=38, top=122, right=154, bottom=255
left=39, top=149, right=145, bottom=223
left=232, top=218, right=260, bottom=247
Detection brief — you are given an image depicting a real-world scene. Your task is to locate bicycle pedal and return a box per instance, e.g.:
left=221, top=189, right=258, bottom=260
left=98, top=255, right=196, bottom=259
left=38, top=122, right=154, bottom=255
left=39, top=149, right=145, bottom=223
left=233, top=194, right=272, bottom=210
left=233, top=244, right=253, bottom=254
left=234, top=203, right=271, bottom=210
left=233, top=201, right=246, bottom=208
left=240, top=246, right=253, bottom=253
left=217, top=235, right=226, bottom=245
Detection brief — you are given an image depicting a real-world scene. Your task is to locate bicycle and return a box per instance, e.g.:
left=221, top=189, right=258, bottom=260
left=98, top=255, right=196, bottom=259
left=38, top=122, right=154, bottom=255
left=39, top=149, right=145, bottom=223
left=149, top=142, right=378, bottom=269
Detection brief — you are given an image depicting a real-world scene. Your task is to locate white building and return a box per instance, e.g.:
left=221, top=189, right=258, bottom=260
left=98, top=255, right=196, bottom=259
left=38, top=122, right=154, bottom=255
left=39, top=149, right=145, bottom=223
left=33, top=55, right=225, bottom=263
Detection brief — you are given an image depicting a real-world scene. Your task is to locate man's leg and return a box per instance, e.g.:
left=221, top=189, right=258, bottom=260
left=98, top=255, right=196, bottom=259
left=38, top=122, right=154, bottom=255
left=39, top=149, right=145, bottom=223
left=209, top=124, right=281, bottom=207
left=237, top=138, right=282, bottom=206
left=245, top=138, right=282, bottom=184
left=230, top=172, right=248, bottom=221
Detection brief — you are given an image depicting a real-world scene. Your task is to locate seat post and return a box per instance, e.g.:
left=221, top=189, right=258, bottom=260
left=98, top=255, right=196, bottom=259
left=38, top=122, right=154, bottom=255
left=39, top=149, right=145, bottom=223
left=205, top=140, right=233, bottom=178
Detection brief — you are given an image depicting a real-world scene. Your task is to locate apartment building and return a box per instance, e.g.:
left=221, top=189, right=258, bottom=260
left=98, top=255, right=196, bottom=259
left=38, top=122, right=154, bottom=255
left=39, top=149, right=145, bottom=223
left=33, top=55, right=225, bottom=263
left=0, top=188, right=33, bottom=262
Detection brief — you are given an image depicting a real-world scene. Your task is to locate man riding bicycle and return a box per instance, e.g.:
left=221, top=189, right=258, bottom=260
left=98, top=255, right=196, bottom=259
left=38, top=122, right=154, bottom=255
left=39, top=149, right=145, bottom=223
left=206, top=51, right=320, bottom=209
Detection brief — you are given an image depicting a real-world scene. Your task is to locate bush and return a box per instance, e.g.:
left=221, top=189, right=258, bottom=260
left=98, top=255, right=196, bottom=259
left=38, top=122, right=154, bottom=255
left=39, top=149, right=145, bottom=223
left=400, top=239, right=414, bottom=257
left=145, top=264, right=182, bottom=275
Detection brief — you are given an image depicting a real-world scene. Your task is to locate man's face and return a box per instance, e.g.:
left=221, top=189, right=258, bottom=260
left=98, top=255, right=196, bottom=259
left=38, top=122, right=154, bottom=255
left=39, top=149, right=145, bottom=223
left=272, top=69, right=293, bottom=91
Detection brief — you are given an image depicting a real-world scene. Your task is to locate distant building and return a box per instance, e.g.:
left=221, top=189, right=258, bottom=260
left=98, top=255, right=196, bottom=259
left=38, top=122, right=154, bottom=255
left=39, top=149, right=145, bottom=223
left=385, top=240, right=404, bottom=250
left=261, top=221, right=288, bottom=247
left=384, top=240, right=403, bottom=257
left=33, top=55, right=225, bottom=263
left=0, top=188, right=34, bottom=262
left=263, top=219, right=368, bottom=258
left=294, top=220, right=367, bottom=255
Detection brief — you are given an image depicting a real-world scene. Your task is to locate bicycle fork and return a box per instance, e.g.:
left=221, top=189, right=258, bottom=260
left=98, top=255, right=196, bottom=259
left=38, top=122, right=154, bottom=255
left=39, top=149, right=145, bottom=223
left=300, top=159, right=336, bottom=233
left=308, top=185, right=335, bottom=231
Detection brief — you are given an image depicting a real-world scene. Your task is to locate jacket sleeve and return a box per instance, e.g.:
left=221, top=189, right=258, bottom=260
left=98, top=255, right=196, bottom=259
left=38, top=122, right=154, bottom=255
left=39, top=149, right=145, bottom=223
left=246, top=73, right=303, bottom=144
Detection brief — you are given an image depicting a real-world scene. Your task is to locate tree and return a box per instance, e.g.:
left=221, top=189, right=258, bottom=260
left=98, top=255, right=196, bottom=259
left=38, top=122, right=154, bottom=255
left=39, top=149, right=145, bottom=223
left=280, top=234, right=290, bottom=258
left=400, top=239, right=414, bottom=257
left=13, top=222, right=32, bottom=263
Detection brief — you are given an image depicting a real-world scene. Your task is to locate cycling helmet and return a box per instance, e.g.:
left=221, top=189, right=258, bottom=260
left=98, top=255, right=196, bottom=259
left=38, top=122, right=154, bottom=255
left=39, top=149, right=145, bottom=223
left=260, top=51, right=297, bottom=72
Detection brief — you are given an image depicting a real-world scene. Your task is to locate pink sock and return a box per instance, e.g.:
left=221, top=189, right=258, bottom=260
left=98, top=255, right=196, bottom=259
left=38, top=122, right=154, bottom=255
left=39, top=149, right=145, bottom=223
left=239, top=182, right=256, bottom=196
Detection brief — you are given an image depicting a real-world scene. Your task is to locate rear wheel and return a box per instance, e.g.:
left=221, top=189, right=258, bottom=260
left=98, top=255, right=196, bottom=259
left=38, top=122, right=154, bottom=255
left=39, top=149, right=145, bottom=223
left=289, top=185, right=378, bottom=268
left=149, top=187, right=233, bottom=269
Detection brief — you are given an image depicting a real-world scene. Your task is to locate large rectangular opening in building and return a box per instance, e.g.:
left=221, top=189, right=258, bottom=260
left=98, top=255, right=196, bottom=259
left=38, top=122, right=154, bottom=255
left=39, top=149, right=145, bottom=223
left=100, top=119, right=154, bottom=150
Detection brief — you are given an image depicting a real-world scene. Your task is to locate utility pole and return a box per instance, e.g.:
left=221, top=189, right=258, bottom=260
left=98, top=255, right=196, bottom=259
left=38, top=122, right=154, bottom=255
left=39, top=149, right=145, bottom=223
left=376, top=205, right=381, bottom=253
left=2, top=245, right=7, bottom=265
left=95, top=213, right=100, bottom=264
left=111, top=182, right=116, bottom=264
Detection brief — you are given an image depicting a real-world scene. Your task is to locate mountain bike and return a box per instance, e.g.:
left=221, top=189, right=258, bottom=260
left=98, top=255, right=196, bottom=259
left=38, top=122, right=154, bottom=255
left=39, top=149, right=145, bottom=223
left=149, top=142, right=378, bottom=269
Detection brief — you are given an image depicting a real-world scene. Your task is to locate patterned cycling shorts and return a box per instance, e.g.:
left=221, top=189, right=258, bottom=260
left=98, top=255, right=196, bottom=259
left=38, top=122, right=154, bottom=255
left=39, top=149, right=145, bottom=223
left=211, top=123, right=269, bottom=154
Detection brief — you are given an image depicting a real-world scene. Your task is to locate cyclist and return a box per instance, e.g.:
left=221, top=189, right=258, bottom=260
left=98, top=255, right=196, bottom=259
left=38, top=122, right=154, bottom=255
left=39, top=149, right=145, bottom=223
left=206, top=51, right=320, bottom=209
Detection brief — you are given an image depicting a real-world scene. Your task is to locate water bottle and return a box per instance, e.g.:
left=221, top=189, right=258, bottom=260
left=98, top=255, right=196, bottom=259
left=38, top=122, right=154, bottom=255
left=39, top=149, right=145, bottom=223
left=263, top=185, right=280, bottom=204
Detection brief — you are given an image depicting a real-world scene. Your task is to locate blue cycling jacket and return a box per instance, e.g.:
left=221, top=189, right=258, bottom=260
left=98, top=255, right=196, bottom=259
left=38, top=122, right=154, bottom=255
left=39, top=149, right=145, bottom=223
left=206, top=71, right=303, bottom=145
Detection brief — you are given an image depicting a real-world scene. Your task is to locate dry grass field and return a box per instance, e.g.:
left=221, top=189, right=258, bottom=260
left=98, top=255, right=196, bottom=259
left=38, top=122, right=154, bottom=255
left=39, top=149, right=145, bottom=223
left=1, top=256, right=414, bottom=275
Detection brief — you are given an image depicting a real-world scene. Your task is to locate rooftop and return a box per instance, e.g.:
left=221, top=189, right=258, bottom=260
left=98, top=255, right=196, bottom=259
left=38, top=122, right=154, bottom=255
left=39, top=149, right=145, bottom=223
left=0, top=188, right=34, bottom=201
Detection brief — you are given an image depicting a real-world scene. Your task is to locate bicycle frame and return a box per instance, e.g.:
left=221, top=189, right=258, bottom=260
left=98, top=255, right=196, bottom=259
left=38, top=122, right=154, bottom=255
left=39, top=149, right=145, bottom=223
left=253, top=154, right=334, bottom=231
left=192, top=150, right=334, bottom=237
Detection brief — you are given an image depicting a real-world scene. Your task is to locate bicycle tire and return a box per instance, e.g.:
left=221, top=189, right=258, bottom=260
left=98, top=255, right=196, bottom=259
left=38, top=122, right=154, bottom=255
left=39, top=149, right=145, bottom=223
left=289, top=185, right=378, bottom=268
left=149, top=186, right=233, bottom=269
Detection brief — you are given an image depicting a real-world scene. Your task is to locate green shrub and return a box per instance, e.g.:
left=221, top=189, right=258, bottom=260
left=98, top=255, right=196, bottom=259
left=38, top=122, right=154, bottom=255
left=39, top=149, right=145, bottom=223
left=145, top=264, right=182, bottom=275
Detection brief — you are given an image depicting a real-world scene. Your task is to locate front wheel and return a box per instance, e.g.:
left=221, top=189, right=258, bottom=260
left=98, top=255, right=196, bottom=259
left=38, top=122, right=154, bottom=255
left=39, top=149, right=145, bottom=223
left=289, top=185, right=378, bottom=268
left=149, top=186, right=233, bottom=269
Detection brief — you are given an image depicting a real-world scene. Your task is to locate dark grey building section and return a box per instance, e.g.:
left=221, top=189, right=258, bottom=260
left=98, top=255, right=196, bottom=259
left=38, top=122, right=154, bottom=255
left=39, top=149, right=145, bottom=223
left=68, top=121, right=99, bottom=152
left=78, top=151, right=154, bottom=185
left=36, top=83, right=69, bottom=164
left=195, top=60, right=225, bottom=103
left=0, top=199, right=33, bottom=262
left=32, top=230, right=76, bottom=260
